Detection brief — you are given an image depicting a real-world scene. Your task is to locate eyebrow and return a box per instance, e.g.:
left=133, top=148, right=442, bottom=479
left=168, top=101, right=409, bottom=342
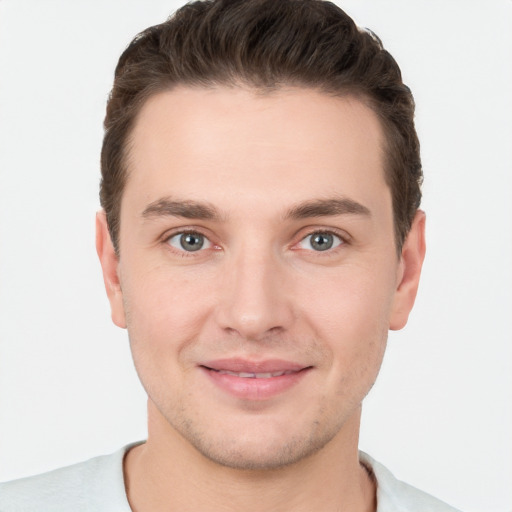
left=284, top=197, right=371, bottom=220
left=141, top=196, right=371, bottom=222
left=142, top=198, right=222, bottom=221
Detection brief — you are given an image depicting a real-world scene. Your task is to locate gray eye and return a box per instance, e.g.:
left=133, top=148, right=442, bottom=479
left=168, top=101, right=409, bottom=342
left=180, top=233, right=204, bottom=251
left=168, top=232, right=211, bottom=252
left=298, top=232, right=343, bottom=252
left=310, top=233, right=334, bottom=251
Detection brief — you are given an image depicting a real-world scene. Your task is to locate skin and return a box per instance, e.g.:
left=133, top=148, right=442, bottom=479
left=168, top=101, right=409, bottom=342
left=96, top=86, right=426, bottom=512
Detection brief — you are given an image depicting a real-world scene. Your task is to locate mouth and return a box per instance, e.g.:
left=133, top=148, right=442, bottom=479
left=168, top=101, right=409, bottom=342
left=200, top=359, right=312, bottom=400
left=206, top=368, right=299, bottom=379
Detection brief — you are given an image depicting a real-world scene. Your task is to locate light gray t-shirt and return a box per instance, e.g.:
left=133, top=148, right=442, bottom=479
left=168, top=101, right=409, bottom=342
left=0, top=444, right=461, bottom=511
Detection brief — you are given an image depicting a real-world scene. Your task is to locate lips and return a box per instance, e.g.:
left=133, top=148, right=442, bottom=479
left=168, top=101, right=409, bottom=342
left=213, top=369, right=297, bottom=379
left=202, top=358, right=307, bottom=373
left=200, top=358, right=311, bottom=400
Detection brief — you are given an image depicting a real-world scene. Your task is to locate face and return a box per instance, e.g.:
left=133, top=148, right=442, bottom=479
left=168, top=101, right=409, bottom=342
left=97, top=86, right=425, bottom=470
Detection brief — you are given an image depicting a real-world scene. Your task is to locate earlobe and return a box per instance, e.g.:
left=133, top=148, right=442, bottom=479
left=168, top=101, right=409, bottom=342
left=389, top=210, right=426, bottom=331
left=95, top=211, right=127, bottom=329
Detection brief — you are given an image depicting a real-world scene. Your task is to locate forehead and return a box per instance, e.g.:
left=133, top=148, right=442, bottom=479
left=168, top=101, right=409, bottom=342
left=124, top=86, right=389, bottom=218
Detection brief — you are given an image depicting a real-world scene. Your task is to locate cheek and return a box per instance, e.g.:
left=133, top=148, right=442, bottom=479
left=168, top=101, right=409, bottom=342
left=120, top=268, right=210, bottom=401
left=299, top=262, right=396, bottom=334
left=296, top=264, right=394, bottom=377
left=120, top=262, right=215, bottom=356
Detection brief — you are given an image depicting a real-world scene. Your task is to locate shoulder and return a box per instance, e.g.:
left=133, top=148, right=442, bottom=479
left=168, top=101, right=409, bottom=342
left=359, top=452, right=462, bottom=512
left=0, top=444, right=136, bottom=512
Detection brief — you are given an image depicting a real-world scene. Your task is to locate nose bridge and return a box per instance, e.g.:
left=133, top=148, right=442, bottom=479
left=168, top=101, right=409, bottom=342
left=217, top=239, right=292, bottom=339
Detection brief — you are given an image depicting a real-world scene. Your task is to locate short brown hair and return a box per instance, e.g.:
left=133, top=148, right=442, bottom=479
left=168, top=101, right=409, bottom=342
left=101, top=0, right=422, bottom=253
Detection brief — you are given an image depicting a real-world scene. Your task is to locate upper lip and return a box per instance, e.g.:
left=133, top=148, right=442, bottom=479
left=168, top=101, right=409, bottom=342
left=201, top=358, right=310, bottom=374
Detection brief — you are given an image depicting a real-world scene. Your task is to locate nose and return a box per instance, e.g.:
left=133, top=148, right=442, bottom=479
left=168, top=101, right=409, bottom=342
left=215, top=246, right=294, bottom=341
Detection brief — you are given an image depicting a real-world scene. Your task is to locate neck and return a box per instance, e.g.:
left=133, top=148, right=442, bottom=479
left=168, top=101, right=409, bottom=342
left=124, top=403, right=376, bottom=512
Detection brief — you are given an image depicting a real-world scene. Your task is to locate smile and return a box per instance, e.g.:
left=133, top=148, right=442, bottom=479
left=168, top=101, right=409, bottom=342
left=211, top=369, right=298, bottom=379
left=200, top=359, right=312, bottom=400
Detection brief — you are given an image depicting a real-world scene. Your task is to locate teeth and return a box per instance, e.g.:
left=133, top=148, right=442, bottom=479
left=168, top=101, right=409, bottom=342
left=216, top=370, right=293, bottom=378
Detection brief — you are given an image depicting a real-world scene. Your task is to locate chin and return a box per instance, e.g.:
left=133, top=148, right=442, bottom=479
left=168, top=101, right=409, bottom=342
left=196, top=438, right=325, bottom=471
left=174, top=414, right=343, bottom=471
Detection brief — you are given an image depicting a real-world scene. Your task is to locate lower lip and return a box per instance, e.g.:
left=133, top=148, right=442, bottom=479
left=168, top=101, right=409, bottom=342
left=201, top=367, right=311, bottom=400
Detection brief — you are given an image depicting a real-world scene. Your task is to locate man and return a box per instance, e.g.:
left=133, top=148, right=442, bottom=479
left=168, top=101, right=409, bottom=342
left=0, top=1, right=461, bottom=510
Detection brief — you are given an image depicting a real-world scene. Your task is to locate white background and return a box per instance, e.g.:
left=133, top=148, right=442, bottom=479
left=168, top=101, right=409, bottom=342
left=0, top=1, right=511, bottom=511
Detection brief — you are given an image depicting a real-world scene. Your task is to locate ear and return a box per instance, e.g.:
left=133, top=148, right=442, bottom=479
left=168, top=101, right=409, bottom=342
left=389, top=210, right=426, bottom=331
left=95, top=211, right=126, bottom=328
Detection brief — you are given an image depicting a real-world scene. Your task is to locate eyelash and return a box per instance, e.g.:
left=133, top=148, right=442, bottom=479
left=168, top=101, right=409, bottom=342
left=292, top=228, right=350, bottom=259
left=164, top=230, right=215, bottom=257
left=162, top=228, right=349, bottom=256
left=295, top=229, right=347, bottom=254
